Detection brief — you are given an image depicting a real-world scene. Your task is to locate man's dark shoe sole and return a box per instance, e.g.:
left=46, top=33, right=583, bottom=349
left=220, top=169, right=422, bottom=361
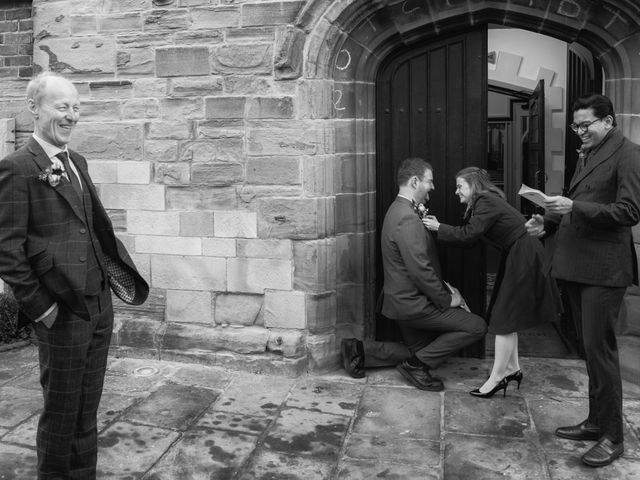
left=555, top=421, right=601, bottom=441
left=396, top=363, right=444, bottom=391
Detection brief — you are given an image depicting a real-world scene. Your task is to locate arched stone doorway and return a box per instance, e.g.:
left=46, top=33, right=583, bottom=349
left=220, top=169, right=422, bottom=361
left=278, top=0, right=639, bottom=348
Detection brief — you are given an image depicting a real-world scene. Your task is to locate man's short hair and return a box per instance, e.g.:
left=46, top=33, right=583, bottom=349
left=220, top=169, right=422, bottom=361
left=397, top=157, right=432, bottom=187
left=26, top=71, right=64, bottom=106
left=572, top=94, right=617, bottom=127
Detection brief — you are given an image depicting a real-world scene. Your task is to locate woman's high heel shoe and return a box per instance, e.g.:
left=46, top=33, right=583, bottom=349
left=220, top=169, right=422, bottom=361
left=469, top=378, right=508, bottom=398
left=505, top=370, right=523, bottom=390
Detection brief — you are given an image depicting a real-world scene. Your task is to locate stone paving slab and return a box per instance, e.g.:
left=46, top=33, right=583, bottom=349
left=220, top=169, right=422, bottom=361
left=2, top=346, right=640, bottom=479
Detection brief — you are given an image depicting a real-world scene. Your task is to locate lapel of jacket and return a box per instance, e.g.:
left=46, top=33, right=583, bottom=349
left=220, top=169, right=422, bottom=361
left=27, top=137, right=86, bottom=223
left=569, top=129, right=624, bottom=193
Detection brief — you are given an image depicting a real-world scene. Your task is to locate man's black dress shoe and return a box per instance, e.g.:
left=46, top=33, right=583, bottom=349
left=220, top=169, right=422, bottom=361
left=396, top=359, right=444, bottom=391
left=555, top=420, right=601, bottom=441
left=341, top=338, right=365, bottom=378
left=582, top=437, right=624, bottom=467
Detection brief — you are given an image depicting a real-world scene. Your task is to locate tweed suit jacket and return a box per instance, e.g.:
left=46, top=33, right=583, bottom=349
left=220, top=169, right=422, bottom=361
left=381, top=196, right=452, bottom=321
left=544, top=128, right=640, bottom=287
left=0, top=137, right=148, bottom=326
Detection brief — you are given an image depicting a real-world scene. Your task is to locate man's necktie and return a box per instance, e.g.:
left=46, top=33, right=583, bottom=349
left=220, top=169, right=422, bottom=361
left=55, top=151, right=82, bottom=196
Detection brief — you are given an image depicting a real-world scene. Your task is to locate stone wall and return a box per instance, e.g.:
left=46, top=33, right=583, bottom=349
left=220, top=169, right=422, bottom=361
left=2, top=0, right=640, bottom=375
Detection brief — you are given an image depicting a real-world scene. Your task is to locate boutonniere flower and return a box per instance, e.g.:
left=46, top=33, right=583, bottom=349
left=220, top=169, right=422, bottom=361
left=38, top=157, right=66, bottom=187
left=416, top=203, right=429, bottom=219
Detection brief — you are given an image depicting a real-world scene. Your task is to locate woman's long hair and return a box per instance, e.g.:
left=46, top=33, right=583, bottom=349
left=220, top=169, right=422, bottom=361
left=455, top=167, right=505, bottom=218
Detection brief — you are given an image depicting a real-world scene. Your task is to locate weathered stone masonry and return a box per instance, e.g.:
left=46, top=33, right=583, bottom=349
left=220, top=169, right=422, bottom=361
left=1, top=0, right=640, bottom=375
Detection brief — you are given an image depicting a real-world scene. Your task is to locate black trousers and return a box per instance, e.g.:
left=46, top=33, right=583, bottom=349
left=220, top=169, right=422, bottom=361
left=396, top=307, right=487, bottom=369
left=565, top=282, right=626, bottom=443
left=33, top=287, right=113, bottom=480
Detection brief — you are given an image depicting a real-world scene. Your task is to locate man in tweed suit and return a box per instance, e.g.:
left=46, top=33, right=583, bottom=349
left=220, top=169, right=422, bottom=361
left=526, top=94, right=640, bottom=467
left=0, top=72, right=148, bottom=479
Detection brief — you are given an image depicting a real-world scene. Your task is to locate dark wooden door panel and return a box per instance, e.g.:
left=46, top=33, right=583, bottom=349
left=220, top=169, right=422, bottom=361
left=376, top=27, right=487, bottom=354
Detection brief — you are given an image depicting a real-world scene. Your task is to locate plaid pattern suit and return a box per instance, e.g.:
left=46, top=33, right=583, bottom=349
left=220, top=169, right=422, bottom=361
left=0, top=137, right=149, bottom=479
left=544, top=128, right=640, bottom=444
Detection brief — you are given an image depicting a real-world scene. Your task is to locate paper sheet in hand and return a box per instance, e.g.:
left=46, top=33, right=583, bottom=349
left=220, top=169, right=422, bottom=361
left=518, top=184, right=550, bottom=208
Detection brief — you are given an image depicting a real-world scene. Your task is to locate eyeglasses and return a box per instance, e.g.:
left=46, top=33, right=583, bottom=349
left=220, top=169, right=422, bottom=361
left=569, top=118, right=602, bottom=134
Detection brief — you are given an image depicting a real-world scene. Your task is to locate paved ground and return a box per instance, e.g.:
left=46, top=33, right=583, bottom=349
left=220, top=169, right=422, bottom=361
left=1, top=344, right=639, bottom=479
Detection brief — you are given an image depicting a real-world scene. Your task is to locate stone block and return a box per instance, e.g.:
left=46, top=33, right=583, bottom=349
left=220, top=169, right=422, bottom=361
left=191, top=6, right=240, bottom=29
left=122, top=98, right=160, bottom=118
left=112, top=317, right=165, bottom=352
left=116, top=32, right=169, bottom=48
left=196, top=119, right=245, bottom=139
left=154, top=162, right=190, bottom=185
left=183, top=138, right=244, bottom=163
left=236, top=239, right=292, bottom=259
left=336, top=233, right=373, bottom=284
left=246, top=156, right=300, bottom=185
left=87, top=161, right=117, bottom=184
left=128, top=253, right=151, bottom=282
left=202, top=238, right=236, bottom=257
left=87, top=80, right=133, bottom=100
left=211, top=43, right=273, bottom=75
left=171, top=77, right=223, bottom=97
left=173, top=29, right=224, bottom=45
left=69, top=122, right=144, bottom=161
left=248, top=120, right=321, bottom=156
left=242, top=2, right=303, bottom=26
left=33, top=36, right=116, bottom=75
left=246, top=97, right=294, bottom=119
left=104, top=0, right=148, bottom=12
left=145, top=140, right=179, bottom=163
left=152, top=255, right=226, bottom=290
left=267, top=329, right=306, bottom=357
left=191, top=162, right=244, bottom=186
left=133, top=78, right=168, bottom=97
left=334, top=154, right=371, bottom=194
left=204, top=96, right=246, bottom=119
left=127, top=210, right=180, bottom=236
left=159, top=97, right=204, bottom=120
left=166, top=290, right=213, bottom=324
left=335, top=193, right=373, bottom=234
left=156, top=46, right=210, bottom=77
left=146, top=121, right=192, bottom=140
left=297, top=79, right=333, bottom=119
left=180, top=211, right=214, bottom=237
left=79, top=100, right=121, bottom=121
left=264, top=290, right=306, bottom=329
left=214, top=210, right=257, bottom=238
left=142, top=9, right=191, bottom=31
left=307, top=292, right=337, bottom=333
left=117, top=161, right=150, bottom=184
left=226, top=26, right=275, bottom=43
left=293, top=238, right=337, bottom=292
left=258, top=197, right=332, bottom=239
left=214, top=293, right=263, bottom=326
left=227, top=258, right=292, bottom=293
left=306, top=333, right=339, bottom=372
left=166, top=186, right=237, bottom=211
left=162, top=323, right=269, bottom=354
left=98, top=13, right=142, bottom=32
left=136, top=235, right=202, bottom=256
left=302, top=155, right=334, bottom=196
left=100, top=184, right=165, bottom=210
left=106, top=209, right=126, bottom=232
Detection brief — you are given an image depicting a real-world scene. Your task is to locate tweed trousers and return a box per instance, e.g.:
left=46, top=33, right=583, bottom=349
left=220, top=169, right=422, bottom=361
left=33, top=286, right=113, bottom=480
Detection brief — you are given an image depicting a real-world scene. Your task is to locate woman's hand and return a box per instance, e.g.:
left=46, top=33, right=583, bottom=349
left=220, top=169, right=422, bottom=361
left=524, top=214, right=545, bottom=237
left=422, top=215, right=440, bottom=231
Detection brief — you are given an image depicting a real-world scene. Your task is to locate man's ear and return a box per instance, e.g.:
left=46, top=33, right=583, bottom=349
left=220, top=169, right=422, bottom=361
left=27, top=98, right=38, bottom=116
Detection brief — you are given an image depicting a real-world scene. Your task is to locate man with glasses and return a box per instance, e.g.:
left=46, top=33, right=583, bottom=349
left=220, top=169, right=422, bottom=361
left=525, top=94, right=640, bottom=467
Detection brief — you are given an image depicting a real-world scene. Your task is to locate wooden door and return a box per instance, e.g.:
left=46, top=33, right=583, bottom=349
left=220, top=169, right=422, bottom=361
left=375, top=28, right=487, bottom=355
left=521, top=80, right=545, bottom=216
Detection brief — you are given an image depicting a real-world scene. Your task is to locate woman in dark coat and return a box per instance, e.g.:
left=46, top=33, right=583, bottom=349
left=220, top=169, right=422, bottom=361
left=423, top=167, right=561, bottom=397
